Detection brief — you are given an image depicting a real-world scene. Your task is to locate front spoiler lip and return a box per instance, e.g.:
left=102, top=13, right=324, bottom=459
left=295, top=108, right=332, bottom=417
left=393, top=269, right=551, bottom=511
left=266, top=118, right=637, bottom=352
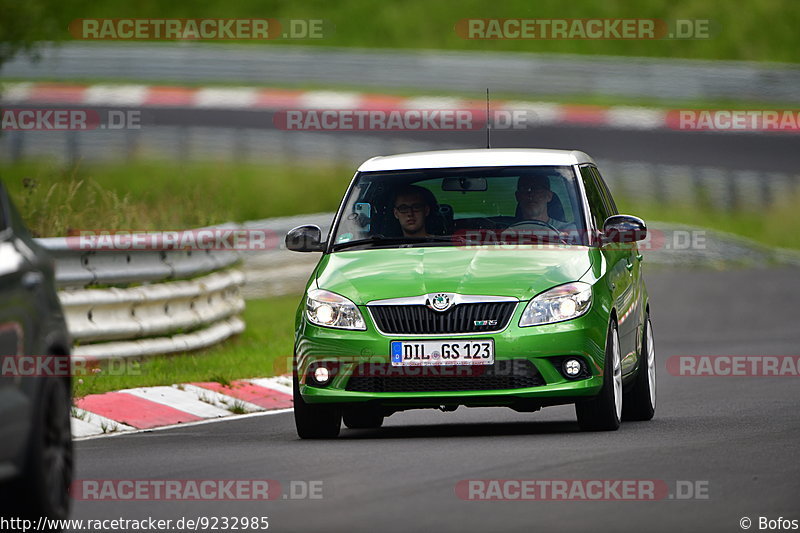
left=300, top=376, right=603, bottom=404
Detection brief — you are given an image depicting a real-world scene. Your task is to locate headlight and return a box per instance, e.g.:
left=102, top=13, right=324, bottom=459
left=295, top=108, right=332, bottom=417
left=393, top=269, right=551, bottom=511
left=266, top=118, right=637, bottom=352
left=519, top=282, right=592, bottom=326
left=306, top=289, right=366, bottom=330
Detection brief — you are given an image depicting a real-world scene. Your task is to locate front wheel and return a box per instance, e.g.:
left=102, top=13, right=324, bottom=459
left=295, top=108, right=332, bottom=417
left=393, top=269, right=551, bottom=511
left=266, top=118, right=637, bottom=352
left=293, top=375, right=341, bottom=439
left=576, top=320, right=622, bottom=431
left=1, top=377, right=74, bottom=522
left=622, top=315, right=656, bottom=421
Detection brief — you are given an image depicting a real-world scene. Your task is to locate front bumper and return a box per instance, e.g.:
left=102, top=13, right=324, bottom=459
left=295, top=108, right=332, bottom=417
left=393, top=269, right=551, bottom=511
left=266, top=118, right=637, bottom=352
left=294, top=301, right=609, bottom=407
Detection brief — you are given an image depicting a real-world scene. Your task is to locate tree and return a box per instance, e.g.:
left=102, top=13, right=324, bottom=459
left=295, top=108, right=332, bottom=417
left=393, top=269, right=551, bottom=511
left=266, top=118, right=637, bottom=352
left=0, top=0, right=71, bottom=72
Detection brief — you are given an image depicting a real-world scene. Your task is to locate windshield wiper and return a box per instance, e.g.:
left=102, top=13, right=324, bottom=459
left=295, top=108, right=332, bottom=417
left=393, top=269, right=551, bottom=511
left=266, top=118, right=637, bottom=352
left=332, top=235, right=455, bottom=251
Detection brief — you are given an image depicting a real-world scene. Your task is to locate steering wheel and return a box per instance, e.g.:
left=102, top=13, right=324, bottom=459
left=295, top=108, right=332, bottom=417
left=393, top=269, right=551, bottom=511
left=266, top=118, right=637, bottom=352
left=505, top=219, right=567, bottom=244
left=507, top=219, right=562, bottom=233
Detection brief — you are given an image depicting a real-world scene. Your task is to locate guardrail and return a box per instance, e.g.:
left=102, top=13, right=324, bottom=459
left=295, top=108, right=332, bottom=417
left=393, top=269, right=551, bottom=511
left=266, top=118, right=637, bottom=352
left=37, top=237, right=240, bottom=289
left=36, top=226, right=246, bottom=359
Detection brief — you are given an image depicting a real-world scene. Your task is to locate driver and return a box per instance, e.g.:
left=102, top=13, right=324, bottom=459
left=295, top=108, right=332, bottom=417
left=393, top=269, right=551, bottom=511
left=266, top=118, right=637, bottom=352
left=515, top=176, right=576, bottom=231
left=393, top=185, right=433, bottom=238
left=514, top=175, right=577, bottom=239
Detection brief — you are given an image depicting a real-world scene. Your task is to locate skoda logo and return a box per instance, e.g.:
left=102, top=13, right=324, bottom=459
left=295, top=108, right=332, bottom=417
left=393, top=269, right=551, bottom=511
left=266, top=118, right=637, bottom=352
left=428, top=293, right=453, bottom=312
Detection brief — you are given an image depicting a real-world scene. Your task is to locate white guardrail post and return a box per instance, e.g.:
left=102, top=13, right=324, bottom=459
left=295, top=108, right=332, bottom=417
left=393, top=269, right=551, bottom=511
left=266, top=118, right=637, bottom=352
left=36, top=223, right=246, bottom=359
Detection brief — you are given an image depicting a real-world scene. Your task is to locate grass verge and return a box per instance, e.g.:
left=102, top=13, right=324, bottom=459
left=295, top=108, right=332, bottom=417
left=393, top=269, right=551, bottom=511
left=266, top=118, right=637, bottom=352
left=617, top=194, right=800, bottom=251
left=72, top=295, right=300, bottom=398
left=26, top=0, right=800, bottom=63
left=1, top=159, right=352, bottom=236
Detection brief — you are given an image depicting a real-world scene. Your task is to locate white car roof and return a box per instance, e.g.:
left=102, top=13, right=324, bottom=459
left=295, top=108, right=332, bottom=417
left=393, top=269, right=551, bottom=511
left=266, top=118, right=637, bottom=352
left=357, top=148, right=595, bottom=172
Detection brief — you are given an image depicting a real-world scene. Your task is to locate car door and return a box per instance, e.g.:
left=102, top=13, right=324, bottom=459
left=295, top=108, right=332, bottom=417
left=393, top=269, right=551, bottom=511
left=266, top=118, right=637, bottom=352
left=579, top=166, right=637, bottom=374
left=590, top=166, right=641, bottom=375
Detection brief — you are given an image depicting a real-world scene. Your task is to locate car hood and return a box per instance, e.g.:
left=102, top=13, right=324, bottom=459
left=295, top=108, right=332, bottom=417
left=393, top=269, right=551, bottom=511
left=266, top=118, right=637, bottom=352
left=314, top=246, right=595, bottom=304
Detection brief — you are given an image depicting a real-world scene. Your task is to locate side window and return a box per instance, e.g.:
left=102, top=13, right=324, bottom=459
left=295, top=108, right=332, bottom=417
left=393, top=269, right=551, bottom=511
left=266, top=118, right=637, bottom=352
left=548, top=176, right=575, bottom=223
left=579, top=166, right=609, bottom=232
left=591, top=167, right=618, bottom=216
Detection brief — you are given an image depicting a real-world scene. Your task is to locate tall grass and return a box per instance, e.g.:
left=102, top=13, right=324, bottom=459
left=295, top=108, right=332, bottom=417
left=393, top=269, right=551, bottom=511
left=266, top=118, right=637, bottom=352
left=2, top=159, right=352, bottom=236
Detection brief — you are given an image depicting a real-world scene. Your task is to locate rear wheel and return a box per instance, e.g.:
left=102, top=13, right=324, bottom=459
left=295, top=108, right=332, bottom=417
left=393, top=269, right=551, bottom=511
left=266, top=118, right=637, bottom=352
left=343, top=407, right=384, bottom=429
left=622, top=315, right=656, bottom=421
left=293, top=375, right=341, bottom=439
left=576, top=321, right=622, bottom=431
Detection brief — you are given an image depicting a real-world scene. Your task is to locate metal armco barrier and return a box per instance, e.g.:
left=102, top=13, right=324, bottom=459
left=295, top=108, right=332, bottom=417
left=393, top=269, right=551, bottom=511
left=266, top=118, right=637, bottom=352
left=36, top=223, right=241, bottom=288
left=36, top=226, right=246, bottom=359
left=73, top=317, right=245, bottom=359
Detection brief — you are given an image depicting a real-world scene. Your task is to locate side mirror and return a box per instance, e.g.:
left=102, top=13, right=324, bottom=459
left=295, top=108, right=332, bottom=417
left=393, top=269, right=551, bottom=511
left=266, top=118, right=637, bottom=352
left=285, top=225, right=325, bottom=252
left=602, top=215, right=647, bottom=243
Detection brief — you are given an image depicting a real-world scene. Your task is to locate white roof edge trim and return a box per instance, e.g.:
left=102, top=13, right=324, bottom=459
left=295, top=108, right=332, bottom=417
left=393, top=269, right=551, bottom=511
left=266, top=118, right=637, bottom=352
left=357, top=149, right=596, bottom=172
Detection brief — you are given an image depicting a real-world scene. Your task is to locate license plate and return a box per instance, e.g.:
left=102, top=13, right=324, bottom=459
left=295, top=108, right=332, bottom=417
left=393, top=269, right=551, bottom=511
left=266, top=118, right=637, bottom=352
left=390, top=340, right=494, bottom=366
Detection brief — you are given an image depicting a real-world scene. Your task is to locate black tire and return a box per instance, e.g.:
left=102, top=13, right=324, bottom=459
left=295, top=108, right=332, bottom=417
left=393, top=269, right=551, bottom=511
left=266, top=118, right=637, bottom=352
left=622, top=315, right=656, bottom=421
left=576, top=320, right=622, bottom=431
left=343, top=407, right=384, bottom=429
left=2, top=377, right=73, bottom=524
left=293, top=375, right=341, bottom=439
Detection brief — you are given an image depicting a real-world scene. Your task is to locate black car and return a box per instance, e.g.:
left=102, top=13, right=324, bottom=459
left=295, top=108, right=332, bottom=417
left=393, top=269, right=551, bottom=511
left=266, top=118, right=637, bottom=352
left=0, top=181, right=73, bottom=522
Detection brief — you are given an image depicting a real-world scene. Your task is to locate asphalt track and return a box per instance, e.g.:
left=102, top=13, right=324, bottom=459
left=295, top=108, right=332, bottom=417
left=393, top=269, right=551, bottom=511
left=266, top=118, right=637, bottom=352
left=71, top=266, right=800, bottom=533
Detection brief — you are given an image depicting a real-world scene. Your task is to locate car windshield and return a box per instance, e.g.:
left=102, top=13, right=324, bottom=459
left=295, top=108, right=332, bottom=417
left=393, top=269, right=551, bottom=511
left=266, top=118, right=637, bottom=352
left=330, top=166, right=588, bottom=250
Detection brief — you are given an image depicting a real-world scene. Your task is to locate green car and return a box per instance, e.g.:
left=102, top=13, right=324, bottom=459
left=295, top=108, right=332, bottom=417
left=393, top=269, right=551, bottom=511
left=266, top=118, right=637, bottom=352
left=286, top=149, right=656, bottom=439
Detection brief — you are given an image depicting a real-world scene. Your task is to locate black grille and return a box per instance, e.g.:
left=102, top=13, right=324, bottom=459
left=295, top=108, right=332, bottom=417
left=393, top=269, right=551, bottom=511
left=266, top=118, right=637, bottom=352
left=369, top=302, right=516, bottom=334
left=345, top=359, right=545, bottom=393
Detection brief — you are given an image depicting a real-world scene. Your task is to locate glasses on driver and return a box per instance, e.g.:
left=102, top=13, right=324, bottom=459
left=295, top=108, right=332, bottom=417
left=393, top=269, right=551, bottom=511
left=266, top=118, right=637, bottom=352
left=394, top=203, right=426, bottom=214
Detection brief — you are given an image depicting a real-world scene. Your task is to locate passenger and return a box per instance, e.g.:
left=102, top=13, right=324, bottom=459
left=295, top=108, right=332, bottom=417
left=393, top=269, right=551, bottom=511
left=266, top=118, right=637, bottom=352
left=393, top=185, right=433, bottom=238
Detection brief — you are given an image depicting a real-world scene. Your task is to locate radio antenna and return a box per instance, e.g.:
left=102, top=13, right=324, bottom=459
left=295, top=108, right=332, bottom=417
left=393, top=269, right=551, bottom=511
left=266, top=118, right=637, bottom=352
left=485, top=88, right=491, bottom=149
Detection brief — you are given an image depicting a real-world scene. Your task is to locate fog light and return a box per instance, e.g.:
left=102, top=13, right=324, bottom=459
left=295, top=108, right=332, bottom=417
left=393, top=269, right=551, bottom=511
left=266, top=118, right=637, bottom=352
left=313, top=366, right=331, bottom=385
left=563, top=358, right=583, bottom=378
